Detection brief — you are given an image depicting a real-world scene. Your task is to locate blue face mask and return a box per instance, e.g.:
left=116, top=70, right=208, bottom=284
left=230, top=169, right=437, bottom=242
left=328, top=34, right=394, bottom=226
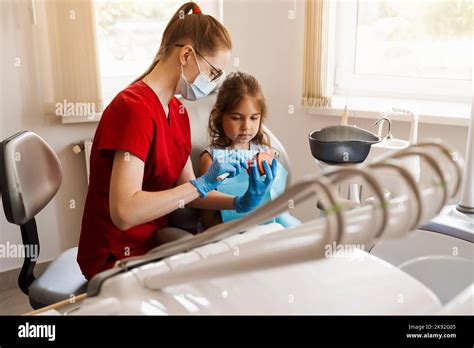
left=175, top=51, right=217, bottom=101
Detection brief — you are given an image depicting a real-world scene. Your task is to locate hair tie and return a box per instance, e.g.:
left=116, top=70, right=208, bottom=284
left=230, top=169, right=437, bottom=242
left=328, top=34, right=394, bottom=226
left=192, top=4, right=202, bottom=14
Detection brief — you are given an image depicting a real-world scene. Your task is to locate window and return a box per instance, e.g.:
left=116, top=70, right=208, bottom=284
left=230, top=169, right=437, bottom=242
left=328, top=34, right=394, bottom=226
left=93, top=0, right=222, bottom=103
left=334, top=0, right=472, bottom=103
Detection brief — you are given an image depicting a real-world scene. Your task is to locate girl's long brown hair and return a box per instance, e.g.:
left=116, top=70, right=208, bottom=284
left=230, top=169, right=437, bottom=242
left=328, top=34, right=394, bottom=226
left=133, top=2, right=232, bottom=83
left=209, top=71, right=271, bottom=149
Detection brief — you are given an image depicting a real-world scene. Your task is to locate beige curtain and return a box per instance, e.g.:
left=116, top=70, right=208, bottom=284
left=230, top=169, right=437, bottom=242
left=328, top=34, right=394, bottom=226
left=44, top=0, right=102, bottom=114
left=301, top=0, right=331, bottom=108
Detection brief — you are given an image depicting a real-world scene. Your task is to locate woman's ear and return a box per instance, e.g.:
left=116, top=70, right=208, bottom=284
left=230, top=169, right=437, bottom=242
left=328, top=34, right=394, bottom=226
left=178, top=44, right=194, bottom=66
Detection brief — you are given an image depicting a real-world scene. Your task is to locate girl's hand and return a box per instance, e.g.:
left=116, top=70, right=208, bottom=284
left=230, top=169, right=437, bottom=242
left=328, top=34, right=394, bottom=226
left=191, top=156, right=248, bottom=197
left=233, top=158, right=278, bottom=213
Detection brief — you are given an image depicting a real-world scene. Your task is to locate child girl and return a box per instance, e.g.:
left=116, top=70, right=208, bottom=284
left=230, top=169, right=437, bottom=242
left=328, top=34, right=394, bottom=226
left=199, top=71, right=300, bottom=230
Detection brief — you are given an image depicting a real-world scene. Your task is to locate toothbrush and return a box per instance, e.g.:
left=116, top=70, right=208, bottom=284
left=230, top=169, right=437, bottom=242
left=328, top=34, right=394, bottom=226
left=216, top=153, right=258, bottom=181
left=216, top=172, right=230, bottom=181
left=215, top=156, right=255, bottom=181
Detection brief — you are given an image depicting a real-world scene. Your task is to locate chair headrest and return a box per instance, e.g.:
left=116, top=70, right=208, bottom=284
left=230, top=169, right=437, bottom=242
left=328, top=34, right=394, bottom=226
left=0, top=131, right=62, bottom=225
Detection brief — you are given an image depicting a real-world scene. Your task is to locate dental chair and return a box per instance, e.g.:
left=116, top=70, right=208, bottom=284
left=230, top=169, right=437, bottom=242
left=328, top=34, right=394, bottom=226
left=0, top=118, right=291, bottom=309
left=165, top=101, right=292, bottom=236
left=0, top=131, right=87, bottom=309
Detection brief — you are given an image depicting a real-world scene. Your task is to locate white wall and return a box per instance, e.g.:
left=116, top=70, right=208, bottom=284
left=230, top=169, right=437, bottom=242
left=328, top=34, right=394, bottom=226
left=0, top=0, right=469, bottom=272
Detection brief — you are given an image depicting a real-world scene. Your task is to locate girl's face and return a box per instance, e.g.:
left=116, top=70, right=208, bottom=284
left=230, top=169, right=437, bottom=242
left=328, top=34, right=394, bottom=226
left=222, top=96, right=261, bottom=149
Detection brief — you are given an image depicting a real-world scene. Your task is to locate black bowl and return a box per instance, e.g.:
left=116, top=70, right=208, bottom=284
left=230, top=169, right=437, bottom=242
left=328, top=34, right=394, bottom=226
left=309, top=125, right=380, bottom=164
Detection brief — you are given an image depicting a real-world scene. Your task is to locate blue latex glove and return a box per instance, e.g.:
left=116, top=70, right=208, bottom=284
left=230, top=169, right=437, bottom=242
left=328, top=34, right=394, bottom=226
left=234, top=158, right=278, bottom=213
left=191, top=156, right=248, bottom=198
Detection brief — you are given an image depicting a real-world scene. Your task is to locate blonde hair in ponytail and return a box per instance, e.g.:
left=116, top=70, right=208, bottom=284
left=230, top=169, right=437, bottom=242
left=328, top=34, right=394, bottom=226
left=132, top=2, right=232, bottom=84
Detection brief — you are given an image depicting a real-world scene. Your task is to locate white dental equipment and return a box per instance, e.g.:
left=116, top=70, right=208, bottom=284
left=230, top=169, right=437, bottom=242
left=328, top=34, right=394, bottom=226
left=67, top=139, right=467, bottom=315
left=139, top=142, right=459, bottom=290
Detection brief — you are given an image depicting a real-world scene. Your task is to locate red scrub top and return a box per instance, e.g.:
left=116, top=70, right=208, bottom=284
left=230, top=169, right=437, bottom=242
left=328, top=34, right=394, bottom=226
left=77, top=80, right=191, bottom=280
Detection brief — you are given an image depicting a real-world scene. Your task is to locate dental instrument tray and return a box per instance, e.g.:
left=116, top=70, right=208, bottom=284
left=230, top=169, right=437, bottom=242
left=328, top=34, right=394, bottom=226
left=309, top=125, right=381, bottom=164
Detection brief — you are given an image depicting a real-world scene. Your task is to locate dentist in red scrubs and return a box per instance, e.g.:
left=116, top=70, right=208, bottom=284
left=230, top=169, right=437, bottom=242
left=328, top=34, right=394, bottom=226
left=77, top=2, right=276, bottom=280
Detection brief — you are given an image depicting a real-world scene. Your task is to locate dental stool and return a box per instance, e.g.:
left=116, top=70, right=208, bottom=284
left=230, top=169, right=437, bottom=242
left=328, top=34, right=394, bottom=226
left=0, top=131, right=87, bottom=309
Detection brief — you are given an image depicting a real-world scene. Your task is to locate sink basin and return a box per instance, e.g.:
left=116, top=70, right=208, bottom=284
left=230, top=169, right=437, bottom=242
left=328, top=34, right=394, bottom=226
left=373, top=138, right=409, bottom=150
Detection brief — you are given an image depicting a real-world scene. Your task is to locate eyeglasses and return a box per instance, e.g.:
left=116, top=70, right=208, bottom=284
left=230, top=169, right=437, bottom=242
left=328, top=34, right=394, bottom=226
left=175, top=44, right=223, bottom=82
